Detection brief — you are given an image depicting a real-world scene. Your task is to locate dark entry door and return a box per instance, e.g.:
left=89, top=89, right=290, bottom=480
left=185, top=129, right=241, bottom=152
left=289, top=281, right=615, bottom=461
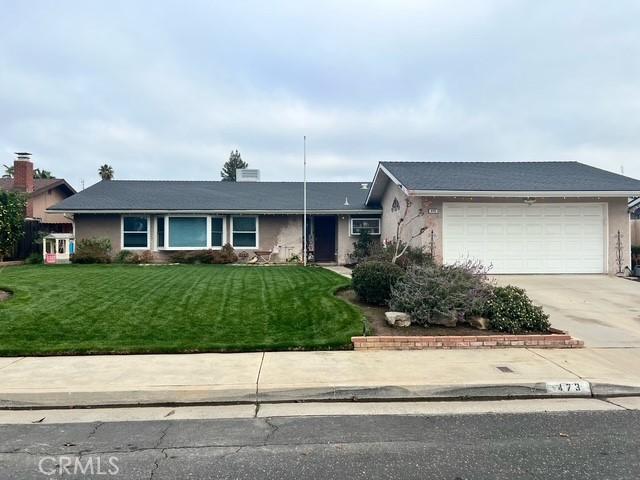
left=314, top=216, right=336, bottom=262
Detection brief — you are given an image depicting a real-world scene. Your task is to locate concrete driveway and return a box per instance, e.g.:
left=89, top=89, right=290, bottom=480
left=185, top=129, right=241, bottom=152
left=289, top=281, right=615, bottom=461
left=495, top=275, right=640, bottom=348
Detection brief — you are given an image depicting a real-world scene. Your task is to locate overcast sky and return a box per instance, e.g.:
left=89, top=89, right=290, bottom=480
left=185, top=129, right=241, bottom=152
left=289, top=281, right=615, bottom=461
left=1, top=1, right=639, bottom=189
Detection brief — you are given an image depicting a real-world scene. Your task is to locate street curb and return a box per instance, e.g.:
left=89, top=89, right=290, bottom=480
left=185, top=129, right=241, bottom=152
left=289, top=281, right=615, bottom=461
left=590, top=383, right=640, bottom=398
left=0, top=381, right=608, bottom=410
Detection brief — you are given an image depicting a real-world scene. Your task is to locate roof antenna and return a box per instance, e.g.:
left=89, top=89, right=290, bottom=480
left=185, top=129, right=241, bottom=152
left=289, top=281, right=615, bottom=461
left=621, top=165, right=624, bottom=175
left=344, top=196, right=350, bottom=206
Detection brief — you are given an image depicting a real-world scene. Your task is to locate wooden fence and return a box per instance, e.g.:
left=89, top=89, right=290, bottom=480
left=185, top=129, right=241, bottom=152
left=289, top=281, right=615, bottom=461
left=11, top=220, right=72, bottom=260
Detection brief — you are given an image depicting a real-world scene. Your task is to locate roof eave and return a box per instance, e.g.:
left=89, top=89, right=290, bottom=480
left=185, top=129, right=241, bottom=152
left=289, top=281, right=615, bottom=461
left=406, top=190, right=640, bottom=197
left=46, top=208, right=383, bottom=215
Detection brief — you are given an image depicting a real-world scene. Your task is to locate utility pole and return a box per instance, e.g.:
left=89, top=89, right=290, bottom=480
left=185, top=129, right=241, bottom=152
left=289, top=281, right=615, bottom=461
left=303, top=136, right=307, bottom=267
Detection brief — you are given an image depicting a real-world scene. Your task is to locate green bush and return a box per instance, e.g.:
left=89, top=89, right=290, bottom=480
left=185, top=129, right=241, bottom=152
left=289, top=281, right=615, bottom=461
left=350, top=230, right=375, bottom=264
left=351, top=260, right=405, bottom=305
left=25, top=252, right=43, bottom=264
left=71, top=238, right=112, bottom=264
left=484, top=285, right=550, bottom=333
left=389, top=261, right=493, bottom=326
left=170, top=245, right=237, bottom=264
left=115, top=250, right=138, bottom=264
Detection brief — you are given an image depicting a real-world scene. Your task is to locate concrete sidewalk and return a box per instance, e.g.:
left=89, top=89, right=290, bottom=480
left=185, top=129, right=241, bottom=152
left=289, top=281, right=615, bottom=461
left=1, top=347, right=640, bottom=408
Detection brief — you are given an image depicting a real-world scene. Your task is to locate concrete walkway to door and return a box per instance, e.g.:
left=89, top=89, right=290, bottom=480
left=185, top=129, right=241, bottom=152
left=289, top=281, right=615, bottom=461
left=495, top=275, right=640, bottom=348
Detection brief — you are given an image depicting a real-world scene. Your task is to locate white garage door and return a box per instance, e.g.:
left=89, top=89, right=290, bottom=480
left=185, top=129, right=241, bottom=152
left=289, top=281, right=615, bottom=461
left=442, top=203, right=606, bottom=274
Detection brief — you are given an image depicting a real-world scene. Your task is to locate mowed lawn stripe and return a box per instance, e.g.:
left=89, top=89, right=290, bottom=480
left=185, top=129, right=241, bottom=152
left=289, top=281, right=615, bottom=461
left=0, top=265, right=362, bottom=355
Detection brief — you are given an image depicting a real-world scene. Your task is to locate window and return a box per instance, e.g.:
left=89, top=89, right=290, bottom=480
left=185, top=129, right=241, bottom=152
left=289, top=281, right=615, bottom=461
left=169, top=217, right=207, bottom=248
left=232, top=216, right=258, bottom=248
left=350, top=218, right=380, bottom=236
left=157, top=216, right=165, bottom=248
left=123, top=216, right=149, bottom=248
left=211, top=217, right=224, bottom=247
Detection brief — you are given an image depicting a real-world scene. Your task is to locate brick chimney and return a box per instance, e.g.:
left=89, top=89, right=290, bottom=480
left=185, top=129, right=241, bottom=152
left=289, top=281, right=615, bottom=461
left=13, top=152, right=34, bottom=193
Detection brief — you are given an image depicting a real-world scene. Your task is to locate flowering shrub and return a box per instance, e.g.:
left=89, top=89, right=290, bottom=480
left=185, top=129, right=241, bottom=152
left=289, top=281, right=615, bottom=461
left=484, top=285, right=550, bottom=333
left=389, top=260, right=493, bottom=326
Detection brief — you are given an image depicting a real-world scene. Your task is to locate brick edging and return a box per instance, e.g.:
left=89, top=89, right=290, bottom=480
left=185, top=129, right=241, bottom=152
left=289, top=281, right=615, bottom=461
left=352, top=334, right=584, bottom=350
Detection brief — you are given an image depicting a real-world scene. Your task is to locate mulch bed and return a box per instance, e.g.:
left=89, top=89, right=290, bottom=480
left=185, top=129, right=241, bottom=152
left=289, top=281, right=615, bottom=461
left=337, top=289, right=547, bottom=337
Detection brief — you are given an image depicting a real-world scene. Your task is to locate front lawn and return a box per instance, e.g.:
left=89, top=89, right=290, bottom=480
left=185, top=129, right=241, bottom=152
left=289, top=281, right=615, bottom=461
left=0, top=265, right=363, bottom=356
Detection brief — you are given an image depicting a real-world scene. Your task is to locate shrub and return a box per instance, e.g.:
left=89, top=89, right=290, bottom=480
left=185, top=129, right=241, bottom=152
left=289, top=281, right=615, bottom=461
left=115, top=250, right=138, bottom=264
left=389, top=260, right=493, bottom=326
left=351, top=260, right=405, bottom=305
left=138, top=250, right=154, bottom=264
left=25, top=252, right=43, bottom=264
left=350, top=230, right=375, bottom=264
left=484, top=285, right=550, bottom=333
left=367, top=240, right=433, bottom=270
left=170, top=246, right=237, bottom=265
left=219, top=243, right=238, bottom=263
left=71, top=238, right=112, bottom=264
left=169, top=251, right=190, bottom=264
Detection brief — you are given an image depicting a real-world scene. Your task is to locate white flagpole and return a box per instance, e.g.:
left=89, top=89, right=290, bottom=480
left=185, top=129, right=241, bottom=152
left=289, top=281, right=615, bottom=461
left=303, top=136, right=307, bottom=267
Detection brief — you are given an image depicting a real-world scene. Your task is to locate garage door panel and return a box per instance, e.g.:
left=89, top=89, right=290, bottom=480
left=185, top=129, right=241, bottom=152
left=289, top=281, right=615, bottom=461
left=443, top=202, right=605, bottom=274
left=467, top=224, right=485, bottom=235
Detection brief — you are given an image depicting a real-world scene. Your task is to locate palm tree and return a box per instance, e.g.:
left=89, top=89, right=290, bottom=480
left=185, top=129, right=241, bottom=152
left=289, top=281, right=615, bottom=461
left=98, top=164, right=114, bottom=181
left=33, top=168, right=54, bottom=179
left=2, top=164, right=13, bottom=178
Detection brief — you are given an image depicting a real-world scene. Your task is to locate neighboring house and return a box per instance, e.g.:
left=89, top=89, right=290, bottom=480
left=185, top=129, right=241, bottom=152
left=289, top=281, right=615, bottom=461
left=367, top=162, right=640, bottom=274
left=49, top=161, right=640, bottom=274
left=0, top=154, right=76, bottom=230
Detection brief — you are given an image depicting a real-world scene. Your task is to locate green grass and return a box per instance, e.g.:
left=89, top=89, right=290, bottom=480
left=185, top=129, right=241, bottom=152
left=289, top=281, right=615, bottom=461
left=0, top=265, right=363, bottom=356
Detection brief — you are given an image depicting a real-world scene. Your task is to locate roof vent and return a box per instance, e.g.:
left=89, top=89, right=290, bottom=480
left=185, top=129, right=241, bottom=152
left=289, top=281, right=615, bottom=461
left=237, top=169, right=260, bottom=182
left=361, top=183, right=369, bottom=190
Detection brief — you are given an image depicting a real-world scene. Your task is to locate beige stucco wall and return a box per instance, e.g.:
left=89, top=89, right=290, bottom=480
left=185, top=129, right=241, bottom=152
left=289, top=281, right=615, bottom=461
left=379, top=179, right=429, bottom=250
left=31, top=187, right=73, bottom=224
left=74, top=214, right=121, bottom=252
left=74, top=213, right=307, bottom=262
left=255, top=215, right=303, bottom=262
left=379, top=186, right=631, bottom=274
left=336, top=215, right=352, bottom=264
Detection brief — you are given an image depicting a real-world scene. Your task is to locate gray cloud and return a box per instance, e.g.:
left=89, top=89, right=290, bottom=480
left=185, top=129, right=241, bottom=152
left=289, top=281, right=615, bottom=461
left=1, top=0, right=639, bottom=189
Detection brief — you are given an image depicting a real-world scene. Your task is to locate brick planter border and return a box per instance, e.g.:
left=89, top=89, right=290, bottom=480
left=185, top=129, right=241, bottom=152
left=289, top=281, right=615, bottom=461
left=352, top=333, right=584, bottom=350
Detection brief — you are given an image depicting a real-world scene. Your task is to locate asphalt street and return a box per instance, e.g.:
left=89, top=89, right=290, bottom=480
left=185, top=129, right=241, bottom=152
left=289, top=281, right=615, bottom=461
left=1, top=409, right=639, bottom=479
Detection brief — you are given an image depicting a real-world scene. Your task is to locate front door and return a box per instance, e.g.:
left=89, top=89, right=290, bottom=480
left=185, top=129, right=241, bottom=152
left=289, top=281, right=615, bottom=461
left=314, top=216, right=336, bottom=262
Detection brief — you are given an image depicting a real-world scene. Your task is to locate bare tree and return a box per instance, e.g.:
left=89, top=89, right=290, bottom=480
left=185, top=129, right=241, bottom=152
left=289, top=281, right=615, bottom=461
left=391, top=197, right=430, bottom=264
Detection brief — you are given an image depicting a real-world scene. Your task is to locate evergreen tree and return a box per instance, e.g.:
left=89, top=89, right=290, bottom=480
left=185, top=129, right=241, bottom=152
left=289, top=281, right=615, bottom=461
left=220, top=150, right=248, bottom=181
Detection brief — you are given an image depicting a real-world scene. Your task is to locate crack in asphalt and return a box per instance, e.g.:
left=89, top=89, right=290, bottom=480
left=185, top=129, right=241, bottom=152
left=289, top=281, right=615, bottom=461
left=147, top=423, right=171, bottom=478
left=148, top=448, right=168, bottom=480
left=263, top=417, right=280, bottom=445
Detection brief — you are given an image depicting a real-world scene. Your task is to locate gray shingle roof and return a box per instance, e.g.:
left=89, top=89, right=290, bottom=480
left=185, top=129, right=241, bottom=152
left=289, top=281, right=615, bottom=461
left=49, top=181, right=378, bottom=213
left=380, top=161, right=640, bottom=192
left=0, top=178, right=75, bottom=195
